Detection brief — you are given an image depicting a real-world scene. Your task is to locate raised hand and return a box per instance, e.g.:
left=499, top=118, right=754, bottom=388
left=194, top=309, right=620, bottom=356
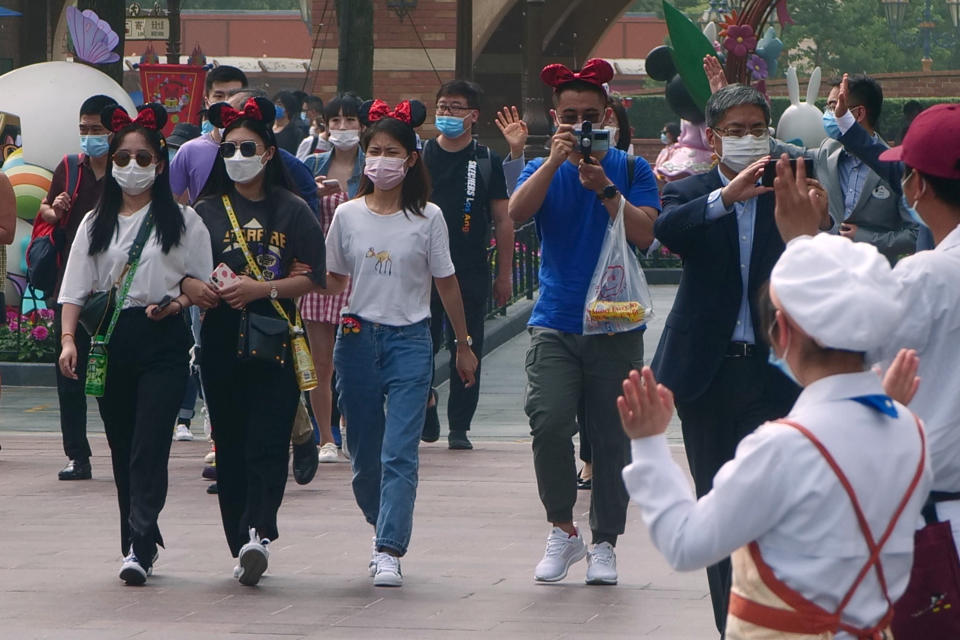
left=704, top=55, right=728, bottom=94
left=721, top=155, right=772, bottom=206
left=495, top=106, right=528, bottom=159
left=773, top=154, right=823, bottom=241
left=882, top=348, right=921, bottom=406
left=618, top=367, right=675, bottom=439
left=834, top=73, right=850, bottom=117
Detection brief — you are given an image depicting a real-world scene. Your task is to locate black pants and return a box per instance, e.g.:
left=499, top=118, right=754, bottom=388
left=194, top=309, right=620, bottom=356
left=54, top=305, right=92, bottom=461
left=675, top=355, right=799, bottom=635
left=430, top=268, right=488, bottom=432
left=201, top=306, right=300, bottom=557
left=97, top=309, right=190, bottom=566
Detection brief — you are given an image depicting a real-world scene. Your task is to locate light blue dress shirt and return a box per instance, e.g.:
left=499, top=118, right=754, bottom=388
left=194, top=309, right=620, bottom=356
left=839, top=150, right=869, bottom=221
left=706, top=172, right=757, bottom=344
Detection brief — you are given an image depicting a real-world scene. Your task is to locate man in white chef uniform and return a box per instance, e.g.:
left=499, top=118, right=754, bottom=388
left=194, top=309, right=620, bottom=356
left=618, top=179, right=933, bottom=638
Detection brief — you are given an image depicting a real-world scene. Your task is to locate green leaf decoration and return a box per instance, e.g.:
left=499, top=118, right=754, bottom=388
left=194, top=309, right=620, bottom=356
left=663, top=0, right=717, bottom=111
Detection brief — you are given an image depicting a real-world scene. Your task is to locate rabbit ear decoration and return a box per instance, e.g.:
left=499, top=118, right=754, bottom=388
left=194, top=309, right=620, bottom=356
left=786, top=67, right=800, bottom=106
left=805, top=67, right=822, bottom=105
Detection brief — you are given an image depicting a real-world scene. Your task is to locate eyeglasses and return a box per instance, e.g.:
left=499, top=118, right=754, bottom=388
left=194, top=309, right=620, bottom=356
left=112, top=149, right=156, bottom=168
left=713, top=125, right=769, bottom=138
left=436, top=104, right=474, bottom=116
left=219, top=141, right=260, bottom=158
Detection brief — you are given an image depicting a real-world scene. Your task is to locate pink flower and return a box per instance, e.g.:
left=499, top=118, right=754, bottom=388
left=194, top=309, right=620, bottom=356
left=748, top=54, right=768, bottom=80
left=5, top=309, right=17, bottom=322
left=38, top=308, right=55, bottom=320
left=31, top=325, right=49, bottom=341
left=723, top=25, right=757, bottom=58
left=8, top=321, right=19, bottom=332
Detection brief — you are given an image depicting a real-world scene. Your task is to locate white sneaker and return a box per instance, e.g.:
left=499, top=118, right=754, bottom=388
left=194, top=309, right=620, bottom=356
left=236, top=527, right=269, bottom=586
left=318, top=442, right=339, bottom=463
left=368, top=537, right=378, bottom=577
left=173, top=424, right=194, bottom=441
left=585, top=541, right=618, bottom=585
left=534, top=526, right=587, bottom=582
left=119, top=549, right=147, bottom=586
left=204, top=447, right=216, bottom=464
left=373, top=552, right=402, bottom=587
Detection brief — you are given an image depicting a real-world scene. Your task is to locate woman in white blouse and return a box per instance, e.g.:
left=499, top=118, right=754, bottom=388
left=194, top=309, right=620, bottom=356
left=324, top=99, right=477, bottom=587
left=58, top=104, right=213, bottom=586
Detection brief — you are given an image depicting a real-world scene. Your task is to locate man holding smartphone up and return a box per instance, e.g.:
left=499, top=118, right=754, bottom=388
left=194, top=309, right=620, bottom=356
left=651, top=84, right=832, bottom=633
left=509, top=58, right=660, bottom=586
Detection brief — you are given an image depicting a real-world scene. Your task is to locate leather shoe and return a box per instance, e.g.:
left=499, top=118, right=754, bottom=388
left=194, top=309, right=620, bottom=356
left=422, top=388, right=441, bottom=443
left=292, top=441, right=318, bottom=485
left=448, top=430, right=473, bottom=450
left=58, top=459, right=92, bottom=480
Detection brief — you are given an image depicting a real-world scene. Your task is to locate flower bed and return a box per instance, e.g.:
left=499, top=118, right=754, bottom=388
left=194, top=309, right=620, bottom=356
left=1, top=306, right=57, bottom=363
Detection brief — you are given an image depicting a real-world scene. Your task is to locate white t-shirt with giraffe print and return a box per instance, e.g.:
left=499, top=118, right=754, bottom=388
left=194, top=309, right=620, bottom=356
left=325, top=197, right=455, bottom=326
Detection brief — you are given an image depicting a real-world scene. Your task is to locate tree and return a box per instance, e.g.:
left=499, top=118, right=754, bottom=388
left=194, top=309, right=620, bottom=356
left=79, top=0, right=126, bottom=84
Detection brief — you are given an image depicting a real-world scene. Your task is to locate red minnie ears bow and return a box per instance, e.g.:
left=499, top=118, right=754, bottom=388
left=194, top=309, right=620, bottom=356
left=540, top=58, right=615, bottom=90
left=219, top=98, right=265, bottom=129
left=110, top=107, right=159, bottom=132
left=367, top=99, right=413, bottom=125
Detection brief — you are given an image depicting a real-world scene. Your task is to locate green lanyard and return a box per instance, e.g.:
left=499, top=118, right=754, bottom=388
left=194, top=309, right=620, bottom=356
left=100, top=212, right=154, bottom=344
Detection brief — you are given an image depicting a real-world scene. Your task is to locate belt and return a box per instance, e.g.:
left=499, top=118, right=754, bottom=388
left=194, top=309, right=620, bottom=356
left=725, top=341, right=759, bottom=358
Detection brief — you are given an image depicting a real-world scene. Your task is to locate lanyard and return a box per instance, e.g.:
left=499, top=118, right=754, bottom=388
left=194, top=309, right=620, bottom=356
left=220, top=195, right=304, bottom=334
left=102, top=211, right=154, bottom=344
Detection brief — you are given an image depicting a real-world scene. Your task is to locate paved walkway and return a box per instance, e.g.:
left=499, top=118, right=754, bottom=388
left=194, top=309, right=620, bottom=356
left=0, top=285, right=718, bottom=639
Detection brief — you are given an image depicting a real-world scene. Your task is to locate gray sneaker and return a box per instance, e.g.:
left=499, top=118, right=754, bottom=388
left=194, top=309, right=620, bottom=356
left=534, top=526, right=586, bottom=582
left=585, top=541, right=618, bottom=585
left=236, top=528, right=270, bottom=586
left=373, top=552, right=402, bottom=587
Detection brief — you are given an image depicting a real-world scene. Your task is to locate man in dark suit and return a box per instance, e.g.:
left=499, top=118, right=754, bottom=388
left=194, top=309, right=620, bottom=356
left=651, top=84, right=829, bottom=634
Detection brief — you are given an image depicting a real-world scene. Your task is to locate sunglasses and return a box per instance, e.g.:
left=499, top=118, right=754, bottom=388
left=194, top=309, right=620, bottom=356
left=219, top=141, right=260, bottom=158
left=113, top=149, right=155, bottom=168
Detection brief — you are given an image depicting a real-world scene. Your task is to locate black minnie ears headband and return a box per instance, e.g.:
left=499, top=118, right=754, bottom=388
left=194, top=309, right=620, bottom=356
left=206, top=97, right=277, bottom=129
left=101, top=103, right=168, bottom=134
left=358, top=99, right=427, bottom=128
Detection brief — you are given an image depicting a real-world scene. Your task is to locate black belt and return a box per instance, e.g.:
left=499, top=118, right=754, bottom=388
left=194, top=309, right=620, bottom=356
left=725, top=341, right=759, bottom=358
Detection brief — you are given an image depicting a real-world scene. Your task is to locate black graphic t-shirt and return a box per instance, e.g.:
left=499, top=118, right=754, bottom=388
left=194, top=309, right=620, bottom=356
left=195, top=186, right=326, bottom=319
left=423, top=139, right=508, bottom=274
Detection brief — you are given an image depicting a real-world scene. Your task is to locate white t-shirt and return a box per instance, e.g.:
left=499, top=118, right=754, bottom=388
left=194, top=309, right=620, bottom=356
left=58, top=203, right=214, bottom=309
left=325, top=197, right=455, bottom=325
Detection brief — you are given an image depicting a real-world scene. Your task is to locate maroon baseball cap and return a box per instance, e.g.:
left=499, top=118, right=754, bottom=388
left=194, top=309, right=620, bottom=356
left=879, top=103, right=960, bottom=179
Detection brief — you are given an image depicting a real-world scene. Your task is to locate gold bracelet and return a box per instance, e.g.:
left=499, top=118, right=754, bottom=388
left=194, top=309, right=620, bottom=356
left=61, top=332, right=75, bottom=343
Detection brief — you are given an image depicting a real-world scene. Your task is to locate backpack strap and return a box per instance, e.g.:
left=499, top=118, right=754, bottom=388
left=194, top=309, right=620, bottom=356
left=472, top=139, right=492, bottom=191
left=626, top=153, right=636, bottom=194
left=61, top=153, right=84, bottom=228
left=309, top=135, right=319, bottom=155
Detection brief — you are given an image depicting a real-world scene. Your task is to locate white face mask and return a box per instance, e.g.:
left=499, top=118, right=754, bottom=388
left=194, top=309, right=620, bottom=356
left=112, top=163, right=157, bottom=195
left=224, top=153, right=267, bottom=184
left=719, top=133, right=770, bottom=172
left=329, top=129, right=360, bottom=151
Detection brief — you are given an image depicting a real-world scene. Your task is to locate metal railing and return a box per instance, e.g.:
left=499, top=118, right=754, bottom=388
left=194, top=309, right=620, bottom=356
left=485, top=222, right=540, bottom=318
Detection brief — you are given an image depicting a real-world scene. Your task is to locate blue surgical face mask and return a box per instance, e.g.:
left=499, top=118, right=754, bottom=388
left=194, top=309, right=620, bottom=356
left=300, top=112, right=309, bottom=123
left=660, top=133, right=670, bottom=145
left=822, top=109, right=842, bottom=140
left=80, top=134, right=110, bottom=158
left=435, top=114, right=467, bottom=138
left=768, top=346, right=799, bottom=385
left=201, top=119, right=215, bottom=136
left=275, top=104, right=286, bottom=120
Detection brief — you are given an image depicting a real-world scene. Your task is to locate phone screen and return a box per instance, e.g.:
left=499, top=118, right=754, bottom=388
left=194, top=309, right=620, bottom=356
left=761, top=158, right=815, bottom=187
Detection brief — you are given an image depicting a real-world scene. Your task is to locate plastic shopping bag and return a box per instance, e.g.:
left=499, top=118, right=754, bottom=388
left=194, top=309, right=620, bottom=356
left=582, top=196, right=653, bottom=335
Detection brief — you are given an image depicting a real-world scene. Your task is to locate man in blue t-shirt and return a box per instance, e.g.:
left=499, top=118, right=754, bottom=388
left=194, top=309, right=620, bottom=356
left=510, top=58, right=660, bottom=586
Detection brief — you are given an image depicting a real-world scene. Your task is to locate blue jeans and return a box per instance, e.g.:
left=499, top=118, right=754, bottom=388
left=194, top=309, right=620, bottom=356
left=334, top=317, right=433, bottom=557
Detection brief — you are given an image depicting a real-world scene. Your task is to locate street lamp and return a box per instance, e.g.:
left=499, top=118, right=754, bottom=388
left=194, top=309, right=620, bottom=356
left=880, top=0, right=960, bottom=70
left=701, top=0, right=732, bottom=26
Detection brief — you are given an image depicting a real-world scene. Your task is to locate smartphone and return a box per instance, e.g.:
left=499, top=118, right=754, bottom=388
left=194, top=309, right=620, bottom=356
left=761, top=158, right=815, bottom=187
left=150, top=295, right=172, bottom=317
left=210, top=262, right=240, bottom=291
left=322, top=178, right=341, bottom=191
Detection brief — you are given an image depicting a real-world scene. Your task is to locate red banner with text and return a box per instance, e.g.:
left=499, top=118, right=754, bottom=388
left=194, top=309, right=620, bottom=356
left=137, top=64, right=207, bottom=137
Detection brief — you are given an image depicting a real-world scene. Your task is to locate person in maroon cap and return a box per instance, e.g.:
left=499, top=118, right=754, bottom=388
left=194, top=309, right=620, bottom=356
left=775, top=94, right=960, bottom=560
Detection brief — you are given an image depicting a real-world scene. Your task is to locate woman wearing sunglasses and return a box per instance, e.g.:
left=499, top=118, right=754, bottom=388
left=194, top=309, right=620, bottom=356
left=185, top=96, right=329, bottom=586
left=325, top=99, right=477, bottom=586
left=57, top=103, right=213, bottom=585
left=300, top=92, right=365, bottom=463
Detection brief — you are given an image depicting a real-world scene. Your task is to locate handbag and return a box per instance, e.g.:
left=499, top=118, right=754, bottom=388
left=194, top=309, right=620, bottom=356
left=582, top=195, right=653, bottom=335
left=83, top=211, right=155, bottom=397
left=236, top=309, right=289, bottom=367
left=891, top=493, right=960, bottom=638
left=222, top=195, right=318, bottom=390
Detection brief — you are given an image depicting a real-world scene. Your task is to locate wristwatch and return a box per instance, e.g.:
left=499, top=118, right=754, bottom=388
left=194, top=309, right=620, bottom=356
left=598, top=184, right=619, bottom=200
left=454, top=335, right=473, bottom=347
left=269, top=283, right=279, bottom=300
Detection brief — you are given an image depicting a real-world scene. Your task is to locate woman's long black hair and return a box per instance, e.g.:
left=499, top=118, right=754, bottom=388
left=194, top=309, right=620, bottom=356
left=196, top=97, right=293, bottom=201
left=88, top=103, right=185, bottom=255
left=356, top=99, right=430, bottom=218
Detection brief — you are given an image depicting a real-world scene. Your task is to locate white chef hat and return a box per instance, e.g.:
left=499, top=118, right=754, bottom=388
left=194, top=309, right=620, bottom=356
left=770, top=234, right=904, bottom=352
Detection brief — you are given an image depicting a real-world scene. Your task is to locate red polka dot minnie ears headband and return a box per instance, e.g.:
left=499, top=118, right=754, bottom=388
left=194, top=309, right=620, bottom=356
left=206, top=97, right=277, bottom=129
left=358, top=99, right=427, bottom=128
left=540, top=58, right=615, bottom=92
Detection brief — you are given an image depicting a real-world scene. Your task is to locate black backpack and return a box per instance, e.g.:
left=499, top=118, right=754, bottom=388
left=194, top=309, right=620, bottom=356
left=26, top=154, right=83, bottom=294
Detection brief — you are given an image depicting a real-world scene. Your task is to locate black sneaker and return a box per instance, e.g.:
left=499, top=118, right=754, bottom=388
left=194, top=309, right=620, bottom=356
left=422, top=387, right=440, bottom=443
left=58, top=459, right=92, bottom=480
left=448, top=430, right=473, bottom=450
left=292, top=441, right=318, bottom=485
left=206, top=481, right=218, bottom=495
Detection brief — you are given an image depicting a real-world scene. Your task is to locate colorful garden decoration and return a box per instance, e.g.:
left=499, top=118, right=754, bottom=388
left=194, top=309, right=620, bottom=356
left=2, top=149, right=53, bottom=221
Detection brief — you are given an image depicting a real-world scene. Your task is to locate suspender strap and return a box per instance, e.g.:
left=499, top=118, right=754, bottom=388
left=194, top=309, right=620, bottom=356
left=776, top=416, right=927, bottom=635
left=221, top=195, right=303, bottom=334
